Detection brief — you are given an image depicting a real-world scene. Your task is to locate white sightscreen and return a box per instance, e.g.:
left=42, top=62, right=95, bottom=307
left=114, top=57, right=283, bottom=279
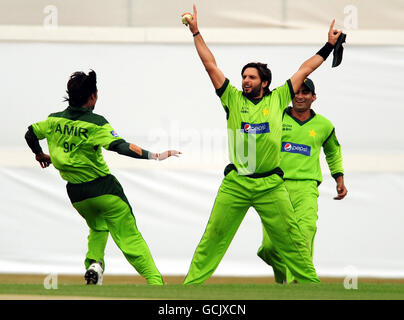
left=0, top=41, right=403, bottom=278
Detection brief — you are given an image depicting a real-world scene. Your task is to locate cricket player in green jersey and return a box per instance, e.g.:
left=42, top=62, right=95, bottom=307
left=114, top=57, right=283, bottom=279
left=182, top=5, right=344, bottom=284
left=257, top=78, right=348, bottom=284
left=25, top=70, right=181, bottom=285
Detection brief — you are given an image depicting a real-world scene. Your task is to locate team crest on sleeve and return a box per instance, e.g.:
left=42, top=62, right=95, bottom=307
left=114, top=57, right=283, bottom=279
left=110, top=130, right=119, bottom=137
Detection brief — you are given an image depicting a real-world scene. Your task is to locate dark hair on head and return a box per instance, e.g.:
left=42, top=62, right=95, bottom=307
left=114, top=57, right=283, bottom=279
left=241, top=62, right=272, bottom=96
left=64, top=70, right=97, bottom=108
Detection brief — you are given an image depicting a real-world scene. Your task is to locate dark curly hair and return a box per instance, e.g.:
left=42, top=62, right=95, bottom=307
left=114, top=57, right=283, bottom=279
left=241, top=62, right=272, bottom=96
left=64, top=70, right=97, bottom=108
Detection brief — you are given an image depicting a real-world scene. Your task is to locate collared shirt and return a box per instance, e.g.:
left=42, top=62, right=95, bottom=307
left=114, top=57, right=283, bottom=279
left=280, top=106, right=344, bottom=182
left=31, top=106, right=123, bottom=183
left=216, top=78, right=294, bottom=175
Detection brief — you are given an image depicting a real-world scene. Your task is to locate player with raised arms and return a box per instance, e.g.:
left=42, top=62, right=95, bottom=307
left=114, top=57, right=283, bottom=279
left=182, top=4, right=343, bottom=284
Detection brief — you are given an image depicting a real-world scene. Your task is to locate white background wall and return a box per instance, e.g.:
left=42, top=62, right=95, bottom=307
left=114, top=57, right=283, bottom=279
left=0, top=40, right=403, bottom=278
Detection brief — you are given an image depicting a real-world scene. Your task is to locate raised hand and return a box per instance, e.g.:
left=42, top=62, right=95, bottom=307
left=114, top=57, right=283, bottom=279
left=328, top=19, right=342, bottom=46
left=182, top=4, right=199, bottom=34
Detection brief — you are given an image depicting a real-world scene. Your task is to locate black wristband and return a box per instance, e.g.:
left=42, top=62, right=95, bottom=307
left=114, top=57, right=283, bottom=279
left=316, top=42, right=334, bottom=60
left=193, top=31, right=200, bottom=37
left=332, top=172, right=344, bottom=180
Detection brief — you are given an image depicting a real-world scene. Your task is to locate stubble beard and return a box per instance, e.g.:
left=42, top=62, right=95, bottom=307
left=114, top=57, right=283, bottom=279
left=243, top=84, right=262, bottom=99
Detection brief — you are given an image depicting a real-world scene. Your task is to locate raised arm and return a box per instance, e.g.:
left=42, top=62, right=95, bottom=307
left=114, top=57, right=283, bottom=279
left=183, top=4, right=225, bottom=89
left=290, top=20, right=342, bottom=93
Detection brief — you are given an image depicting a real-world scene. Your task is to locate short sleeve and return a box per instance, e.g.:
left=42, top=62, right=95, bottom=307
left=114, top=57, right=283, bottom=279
left=91, top=122, right=124, bottom=150
left=272, top=79, right=295, bottom=112
left=216, top=78, right=239, bottom=111
left=31, top=119, right=50, bottom=140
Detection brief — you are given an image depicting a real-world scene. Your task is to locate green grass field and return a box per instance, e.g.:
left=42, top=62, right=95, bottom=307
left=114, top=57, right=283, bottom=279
left=1, top=274, right=404, bottom=301
left=2, top=278, right=402, bottom=319
left=1, top=282, right=404, bottom=300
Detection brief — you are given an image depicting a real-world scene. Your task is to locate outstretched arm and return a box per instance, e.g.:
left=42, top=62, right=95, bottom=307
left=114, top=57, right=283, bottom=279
left=183, top=4, right=225, bottom=89
left=109, top=140, right=181, bottom=161
left=290, top=20, right=342, bottom=92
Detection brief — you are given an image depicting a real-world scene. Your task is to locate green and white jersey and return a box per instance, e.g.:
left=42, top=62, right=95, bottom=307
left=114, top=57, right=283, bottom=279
left=31, top=106, right=123, bottom=184
left=280, top=107, right=344, bottom=183
left=217, top=78, right=294, bottom=175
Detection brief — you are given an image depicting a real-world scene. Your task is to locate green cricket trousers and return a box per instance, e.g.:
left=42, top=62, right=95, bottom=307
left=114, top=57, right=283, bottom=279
left=257, top=179, right=319, bottom=283
left=66, top=174, right=163, bottom=285
left=184, top=170, right=319, bottom=284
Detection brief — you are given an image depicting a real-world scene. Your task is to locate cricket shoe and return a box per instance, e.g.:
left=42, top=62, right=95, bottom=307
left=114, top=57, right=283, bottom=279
left=85, top=261, right=104, bottom=285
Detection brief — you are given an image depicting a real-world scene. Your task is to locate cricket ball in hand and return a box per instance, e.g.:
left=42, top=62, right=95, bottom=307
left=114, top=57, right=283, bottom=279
left=182, top=13, right=193, bottom=26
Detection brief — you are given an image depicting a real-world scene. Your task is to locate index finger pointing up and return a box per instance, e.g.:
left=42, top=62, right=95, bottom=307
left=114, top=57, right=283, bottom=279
left=193, top=3, right=197, bottom=17
left=329, top=19, right=335, bottom=33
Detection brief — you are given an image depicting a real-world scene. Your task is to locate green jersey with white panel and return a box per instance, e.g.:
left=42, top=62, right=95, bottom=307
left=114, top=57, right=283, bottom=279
left=217, top=78, right=295, bottom=175
left=31, top=106, right=123, bottom=184
left=280, top=107, right=344, bottom=183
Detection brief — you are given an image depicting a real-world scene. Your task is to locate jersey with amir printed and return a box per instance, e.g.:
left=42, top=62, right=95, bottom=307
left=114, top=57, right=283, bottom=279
left=31, top=106, right=123, bottom=183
